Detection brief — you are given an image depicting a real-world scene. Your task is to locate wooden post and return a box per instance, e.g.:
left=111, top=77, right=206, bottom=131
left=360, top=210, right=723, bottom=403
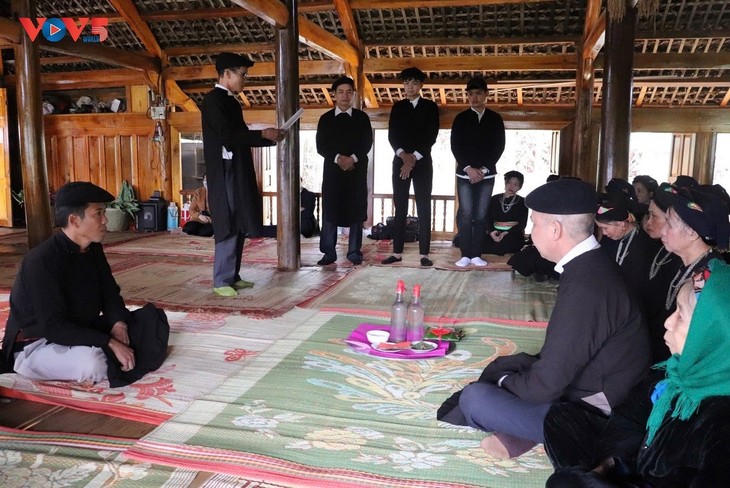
left=12, top=0, right=52, bottom=247
left=559, top=121, right=574, bottom=176
left=598, top=0, right=636, bottom=190
left=275, top=0, right=300, bottom=270
left=692, top=132, right=717, bottom=184
left=572, top=56, right=595, bottom=179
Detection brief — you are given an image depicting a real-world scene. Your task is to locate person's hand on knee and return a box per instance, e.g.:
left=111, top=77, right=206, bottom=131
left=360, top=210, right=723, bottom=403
left=111, top=321, right=130, bottom=345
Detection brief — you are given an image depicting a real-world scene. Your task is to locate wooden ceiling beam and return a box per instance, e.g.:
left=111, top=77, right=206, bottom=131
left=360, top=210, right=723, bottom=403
left=349, top=0, right=555, bottom=7
left=109, top=0, right=197, bottom=111
left=614, top=51, right=730, bottom=70
left=229, top=0, right=290, bottom=28
left=3, top=68, right=147, bottom=90
left=39, top=38, right=160, bottom=72
left=332, top=0, right=378, bottom=108
left=333, top=0, right=360, bottom=47
left=365, top=35, right=578, bottom=47
left=583, top=11, right=606, bottom=60
left=166, top=42, right=274, bottom=57
left=0, top=17, right=160, bottom=72
left=109, top=0, right=165, bottom=61
left=167, top=60, right=344, bottom=81
left=298, top=17, right=360, bottom=66
left=365, top=54, right=577, bottom=72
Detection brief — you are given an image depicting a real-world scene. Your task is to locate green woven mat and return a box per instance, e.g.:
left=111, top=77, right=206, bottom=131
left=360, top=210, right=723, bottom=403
left=303, top=266, right=557, bottom=322
left=129, top=312, right=552, bottom=488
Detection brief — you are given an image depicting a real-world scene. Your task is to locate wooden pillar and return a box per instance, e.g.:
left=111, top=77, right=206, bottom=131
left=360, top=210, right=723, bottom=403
left=598, top=1, right=636, bottom=190
left=275, top=0, right=300, bottom=270
left=692, top=132, right=717, bottom=184
left=572, top=56, right=595, bottom=180
left=12, top=0, right=52, bottom=247
left=559, top=121, right=574, bottom=177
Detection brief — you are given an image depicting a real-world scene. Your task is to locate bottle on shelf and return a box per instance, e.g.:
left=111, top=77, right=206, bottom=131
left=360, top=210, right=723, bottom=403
left=406, top=284, right=425, bottom=342
left=389, top=279, right=407, bottom=343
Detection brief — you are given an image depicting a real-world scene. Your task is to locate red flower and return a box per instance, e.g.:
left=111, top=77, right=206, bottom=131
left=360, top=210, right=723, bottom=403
left=224, top=349, right=257, bottom=362
left=131, top=377, right=175, bottom=406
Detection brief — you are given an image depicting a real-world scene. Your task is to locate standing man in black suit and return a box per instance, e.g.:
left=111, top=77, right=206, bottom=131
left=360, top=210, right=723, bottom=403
left=316, top=76, right=374, bottom=266
left=202, top=52, right=285, bottom=297
left=381, top=67, right=440, bottom=267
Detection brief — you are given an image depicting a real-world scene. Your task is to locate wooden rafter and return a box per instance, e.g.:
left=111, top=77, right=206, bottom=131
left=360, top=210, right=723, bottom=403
left=365, top=54, right=577, bottom=72
left=349, top=0, right=554, bottom=7
left=332, top=0, right=378, bottom=108
left=229, top=0, right=289, bottom=29
left=298, top=18, right=360, bottom=66
left=108, top=0, right=197, bottom=112
left=721, top=89, right=730, bottom=108
left=0, top=17, right=160, bottom=73
left=166, top=43, right=274, bottom=57
left=167, top=60, right=343, bottom=81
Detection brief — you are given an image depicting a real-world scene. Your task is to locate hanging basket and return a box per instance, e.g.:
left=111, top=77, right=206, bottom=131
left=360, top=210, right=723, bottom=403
left=105, top=207, right=129, bottom=232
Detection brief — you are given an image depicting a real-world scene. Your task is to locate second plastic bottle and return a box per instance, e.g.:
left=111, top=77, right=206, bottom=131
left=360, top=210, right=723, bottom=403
left=389, top=279, right=407, bottom=342
left=406, top=284, right=425, bottom=342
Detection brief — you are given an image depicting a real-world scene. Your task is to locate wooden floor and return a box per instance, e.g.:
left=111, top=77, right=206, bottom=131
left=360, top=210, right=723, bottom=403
left=0, top=396, right=155, bottom=438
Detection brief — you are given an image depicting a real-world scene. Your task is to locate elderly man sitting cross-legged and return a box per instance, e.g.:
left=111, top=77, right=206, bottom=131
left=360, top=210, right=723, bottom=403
left=0, top=182, right=169, bottom=388
left=437, top=178, right=650, bottom=459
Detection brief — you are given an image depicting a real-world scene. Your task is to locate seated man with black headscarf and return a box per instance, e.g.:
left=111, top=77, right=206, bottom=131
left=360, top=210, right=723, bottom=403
left=1, top=182, right=169, bottom=387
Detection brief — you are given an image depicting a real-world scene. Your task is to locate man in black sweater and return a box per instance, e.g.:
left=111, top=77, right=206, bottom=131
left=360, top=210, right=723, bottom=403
left=1, top=182, right=169, bottom=387
left=451, top=76, right=505, bottom=267
left=381, top=67, right=439, bottom=267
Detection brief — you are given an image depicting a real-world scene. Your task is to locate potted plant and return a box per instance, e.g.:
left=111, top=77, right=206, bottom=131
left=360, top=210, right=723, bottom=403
left=105, top=180, right=139, bottom=231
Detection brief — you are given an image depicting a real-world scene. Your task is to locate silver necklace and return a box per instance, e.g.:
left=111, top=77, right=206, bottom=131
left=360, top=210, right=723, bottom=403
left=500, top=194, right=519, bottom=213
left=649, top=245, right=672, bottom=280
left=615, top=227, right=637, bottom=266
left=665, top=249, right=711, bottom=310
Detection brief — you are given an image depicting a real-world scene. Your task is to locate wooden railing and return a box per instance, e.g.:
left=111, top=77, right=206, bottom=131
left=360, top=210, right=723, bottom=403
left=262, top=191, right=456, bottom=239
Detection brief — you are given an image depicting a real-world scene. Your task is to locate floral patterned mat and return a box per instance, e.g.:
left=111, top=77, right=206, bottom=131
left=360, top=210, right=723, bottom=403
left=0, top=427, right=289, bottom=488
left=0, top=308, right=317, bottom=424
left=111, top=256, right=352, bottom=316
left=127, top=312, right=552, bottom=487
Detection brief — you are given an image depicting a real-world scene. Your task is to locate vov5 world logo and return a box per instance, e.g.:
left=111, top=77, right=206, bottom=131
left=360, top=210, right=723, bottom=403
left=20, top=18, right=109, bottom=43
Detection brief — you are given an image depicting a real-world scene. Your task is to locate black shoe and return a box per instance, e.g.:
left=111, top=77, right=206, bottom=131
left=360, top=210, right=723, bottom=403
left=348, top=257, right=363, bottom=265
left=420, top=257, right=433, bottom=267
left=381, top=255, right=402, bottom=265
left=317, top=256, right=336, bottom=266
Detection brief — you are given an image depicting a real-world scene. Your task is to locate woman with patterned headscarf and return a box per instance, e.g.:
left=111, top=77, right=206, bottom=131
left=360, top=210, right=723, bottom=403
left=544, top=259, right=730, bottom=487
left=595, top=193, right=659, bottom=294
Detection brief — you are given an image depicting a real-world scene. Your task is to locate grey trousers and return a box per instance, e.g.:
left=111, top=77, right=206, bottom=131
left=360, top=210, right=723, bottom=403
left=213, top=230, right=245, bottom=287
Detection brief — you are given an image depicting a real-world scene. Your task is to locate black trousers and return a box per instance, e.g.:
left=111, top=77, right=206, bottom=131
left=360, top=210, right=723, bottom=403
left=391, top=157, right=432, bottom=255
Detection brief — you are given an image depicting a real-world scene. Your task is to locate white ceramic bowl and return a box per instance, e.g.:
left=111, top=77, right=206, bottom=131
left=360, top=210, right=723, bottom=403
left=366, top=330, right=390, bottom=345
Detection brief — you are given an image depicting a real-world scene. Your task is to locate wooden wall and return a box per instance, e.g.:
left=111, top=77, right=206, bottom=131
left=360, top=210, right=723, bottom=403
left=0, top=89, right=11, bottom=227
left=43, top=114, right=172, bottom=202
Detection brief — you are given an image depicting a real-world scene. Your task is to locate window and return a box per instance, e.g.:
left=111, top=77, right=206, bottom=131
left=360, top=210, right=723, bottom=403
left=713, top=133, right=730, bottom=190
left=629, top=132, right=673, bottom=183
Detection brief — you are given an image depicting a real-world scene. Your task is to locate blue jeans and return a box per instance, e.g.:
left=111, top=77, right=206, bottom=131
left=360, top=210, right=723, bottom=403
left=456, top=177, right=494, bottom=258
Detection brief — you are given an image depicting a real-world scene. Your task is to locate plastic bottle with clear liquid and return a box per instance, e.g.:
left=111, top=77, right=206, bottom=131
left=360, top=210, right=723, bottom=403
left=406, top=284, right=425, bottom=342
left=389, top=279, right=407, bottom=343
